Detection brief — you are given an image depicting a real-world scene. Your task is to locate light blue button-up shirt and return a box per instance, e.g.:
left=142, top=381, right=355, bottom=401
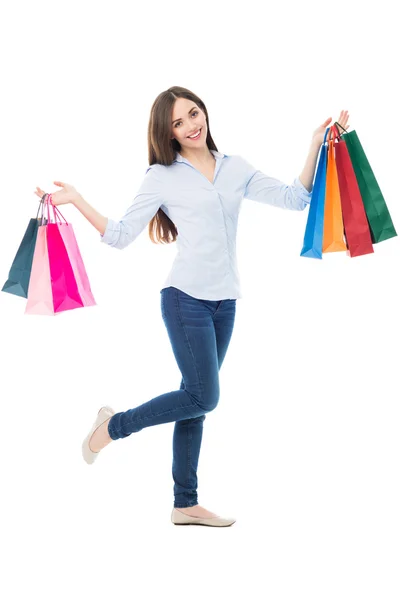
left=101, top=149, right=312, bottom=300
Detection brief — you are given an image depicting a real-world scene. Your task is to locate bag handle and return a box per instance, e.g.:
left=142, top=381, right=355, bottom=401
left=334, top=121, right=349, bottom=136
left=323, top=124, right=341, bottom=145
left=38, top=192, right=68, bottom=225
left=47, top=194, right=68, bottom=225
left=36, top=197, right=43, bottom=219
left=45, top=194, right=68, bottom=225
left=37, top=196, right=45, bottom=221
left=38, top=193, right=49, bottom=225
left=327, top=123, right=340, bottom=143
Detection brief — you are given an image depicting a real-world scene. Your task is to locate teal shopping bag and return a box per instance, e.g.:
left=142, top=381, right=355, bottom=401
left=2, top=198, right=47, bottom=298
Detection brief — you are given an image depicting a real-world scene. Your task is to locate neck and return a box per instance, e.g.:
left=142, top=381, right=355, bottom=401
left=179, top=145, right=214, bottom=164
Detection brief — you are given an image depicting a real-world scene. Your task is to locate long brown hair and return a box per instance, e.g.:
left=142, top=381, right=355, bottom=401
left=147, top=86, right=219, bottom=244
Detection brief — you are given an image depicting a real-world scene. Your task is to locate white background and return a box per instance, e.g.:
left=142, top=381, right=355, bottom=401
left=0, top=1, right=399, bottom=599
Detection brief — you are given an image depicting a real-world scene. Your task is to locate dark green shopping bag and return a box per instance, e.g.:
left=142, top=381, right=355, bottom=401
left=335, top=122, right=397, bottom=243
left=2, top=198, right=48, bottom=298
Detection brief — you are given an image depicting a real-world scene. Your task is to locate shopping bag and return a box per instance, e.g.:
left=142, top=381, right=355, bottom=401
left=25, top=223, right=54, bottom=315
left=335, top=121, right=397, bottom=243
left=51, top=202, right=96, bottom=307
left=2, top=199, right=48, bottom=298
left=300, top=127, right=329, bottom=259
left=46, top=199, right=84, bottom=313
left=334, top=130, right=374, bottom=258
left=322, top=126, right=347, bottom=253
left=25, top=196, right=84, bottom=315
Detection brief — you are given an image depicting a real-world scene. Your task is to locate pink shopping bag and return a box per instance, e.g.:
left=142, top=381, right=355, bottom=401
left=51, top=201, right=96, bottom=307
left=25, top=224, right=54, bottom=315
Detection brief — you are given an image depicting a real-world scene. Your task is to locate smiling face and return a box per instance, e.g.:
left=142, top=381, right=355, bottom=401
left=170, top=97, right=208, bottom=152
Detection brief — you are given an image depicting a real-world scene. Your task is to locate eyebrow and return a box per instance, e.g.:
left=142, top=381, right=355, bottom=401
left=172, top=106, right=198, bottom=124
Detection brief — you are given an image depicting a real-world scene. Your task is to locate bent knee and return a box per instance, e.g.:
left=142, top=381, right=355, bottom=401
left=185, top=385, right=220, bottom=413
left=198, top=390, right=220, bottom=413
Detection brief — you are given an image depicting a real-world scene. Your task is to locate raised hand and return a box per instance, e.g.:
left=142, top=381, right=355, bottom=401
left=34, top=181, right=82, bottom=206
left=311, top=110, right=350, bottom=147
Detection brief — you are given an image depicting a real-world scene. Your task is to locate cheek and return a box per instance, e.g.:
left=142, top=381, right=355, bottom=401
left=172, top=127, right=181, bottom=138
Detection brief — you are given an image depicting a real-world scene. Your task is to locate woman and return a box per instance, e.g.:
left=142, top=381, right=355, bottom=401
left=35, top=86, right=350, bottom=527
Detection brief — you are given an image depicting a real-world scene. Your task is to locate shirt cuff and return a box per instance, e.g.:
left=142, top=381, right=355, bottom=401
left=100, top=218, right=118, bottom=246
left=294, top=176, right=312, bottom=204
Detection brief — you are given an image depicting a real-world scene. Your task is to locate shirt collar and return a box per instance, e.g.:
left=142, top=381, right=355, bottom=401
left=174, top=149, right=227, bottom=163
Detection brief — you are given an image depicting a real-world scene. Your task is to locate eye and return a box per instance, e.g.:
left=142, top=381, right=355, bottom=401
left=175, top=110, right=198, bottom=128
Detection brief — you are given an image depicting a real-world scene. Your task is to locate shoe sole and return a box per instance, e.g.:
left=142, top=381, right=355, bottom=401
left=171, top=508, right=236, bottom=526
left=173, top=522, right=235, bottom=527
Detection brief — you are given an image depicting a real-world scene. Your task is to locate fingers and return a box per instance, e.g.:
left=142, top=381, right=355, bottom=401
left=35, top=186, right=46, bottom=198
left=35, top=183, right=63, bottom=200
left=334, top=109, right=350, bottom=133
left=339, top=109, right=349, bottom=127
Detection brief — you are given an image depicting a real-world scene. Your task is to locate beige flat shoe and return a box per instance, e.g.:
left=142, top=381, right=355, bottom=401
left=82, top=405, right=115, bottom=465
left=171, top=508, right=236, bottom=527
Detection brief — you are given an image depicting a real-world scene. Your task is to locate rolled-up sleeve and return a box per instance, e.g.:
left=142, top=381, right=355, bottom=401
left=101, top=165, right=165, bottom=249
left=240, top=156, right=312, bottom=211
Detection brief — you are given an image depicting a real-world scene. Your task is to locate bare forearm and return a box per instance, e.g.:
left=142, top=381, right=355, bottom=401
left=299, top=141, right=320, bottom=193
left=73, top=194, right=108, bottom=235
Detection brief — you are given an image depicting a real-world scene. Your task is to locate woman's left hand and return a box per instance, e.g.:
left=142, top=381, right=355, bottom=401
left=311, top=110, right=350, bottom=147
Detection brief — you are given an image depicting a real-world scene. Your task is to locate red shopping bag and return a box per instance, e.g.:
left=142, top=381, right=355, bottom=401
left=333, top=125, right=374, bottom=257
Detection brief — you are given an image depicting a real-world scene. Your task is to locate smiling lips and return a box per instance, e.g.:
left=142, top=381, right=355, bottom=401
left=187, top=128, right=202, bottom=140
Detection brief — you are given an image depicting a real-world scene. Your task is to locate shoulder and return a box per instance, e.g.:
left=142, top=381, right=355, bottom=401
left=227, top=154, right=257, bottom=177
left=143, top=163, right=170, bottom=187
left=145, top=163, right=167, bottom=176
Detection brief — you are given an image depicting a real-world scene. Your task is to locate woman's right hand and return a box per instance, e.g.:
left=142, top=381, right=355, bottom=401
left=34, top=181, right=81, bottom=206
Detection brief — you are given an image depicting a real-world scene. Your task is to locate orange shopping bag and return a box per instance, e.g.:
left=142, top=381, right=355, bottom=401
left=323, top=125, right=347, bottom=253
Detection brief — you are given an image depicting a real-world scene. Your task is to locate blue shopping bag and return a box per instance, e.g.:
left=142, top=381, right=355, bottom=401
left=300, top=128, right=329, bottom=259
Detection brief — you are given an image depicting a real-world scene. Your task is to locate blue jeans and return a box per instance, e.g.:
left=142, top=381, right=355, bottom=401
left=107, top=285, right=237, bottom=508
